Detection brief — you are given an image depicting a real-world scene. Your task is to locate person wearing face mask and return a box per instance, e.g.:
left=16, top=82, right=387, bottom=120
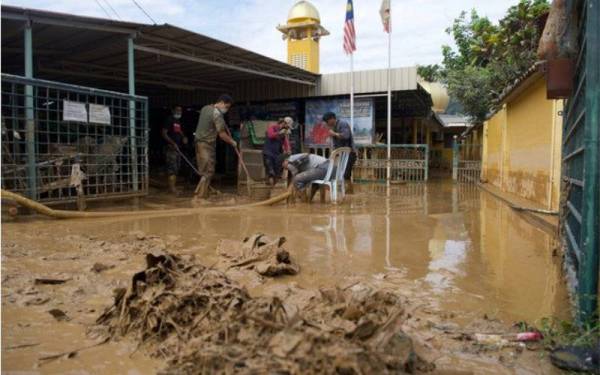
left=161, top=105, right=188, bottom=194
left=194, top=94, right=237, bottom=199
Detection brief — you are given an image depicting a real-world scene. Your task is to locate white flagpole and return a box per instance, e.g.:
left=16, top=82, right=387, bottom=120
left=350, top=53, right=354, bottom=137
left=386, top=1, right=392, bottom=187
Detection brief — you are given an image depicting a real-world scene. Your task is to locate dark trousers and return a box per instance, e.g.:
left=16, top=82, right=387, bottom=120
left=344, top=152, right=357, bottom=180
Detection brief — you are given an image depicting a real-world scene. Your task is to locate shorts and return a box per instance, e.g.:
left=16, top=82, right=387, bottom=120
left=263, top=154, right=283, bottom=178
left=165, top=147, right=181, bottom=175
left=196, top=141, right=216, bottom=178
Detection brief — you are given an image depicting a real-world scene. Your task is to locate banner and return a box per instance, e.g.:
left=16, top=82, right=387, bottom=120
left=305, top=98, right=373, bottom=146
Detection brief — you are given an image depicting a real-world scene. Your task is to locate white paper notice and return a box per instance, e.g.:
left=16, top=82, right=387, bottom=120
left=89, top=104, right=111, bottom=125
left=63, top=100, right=88, bottom=122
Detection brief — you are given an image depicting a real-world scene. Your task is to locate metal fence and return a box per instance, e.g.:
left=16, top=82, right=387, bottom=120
left=354, top=144, right=429, bottom=182
left=560, top=0, right=599, bottom=323
left=1, top=74, right=148, bottom=205
left=453, top=142, right=482, bottom=183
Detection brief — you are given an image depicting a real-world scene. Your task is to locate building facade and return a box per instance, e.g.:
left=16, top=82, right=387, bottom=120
left=481, top=70, right=563, bottom=211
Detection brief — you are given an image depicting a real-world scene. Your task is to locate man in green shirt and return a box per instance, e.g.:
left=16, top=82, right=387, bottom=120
left=194, top=94, right=237, bottom=199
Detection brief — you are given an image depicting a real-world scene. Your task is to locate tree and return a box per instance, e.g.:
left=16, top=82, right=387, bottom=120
left=439, top=0, right=550, bottom=123
left=417, top=64, right=442, bottom=82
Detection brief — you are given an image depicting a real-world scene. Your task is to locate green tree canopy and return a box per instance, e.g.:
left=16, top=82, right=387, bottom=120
left=432, top=0, right=550, bottom=123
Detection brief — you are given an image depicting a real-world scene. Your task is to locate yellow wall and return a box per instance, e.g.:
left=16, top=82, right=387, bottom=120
left=285, top=18, right=321, bottom=74
left=483, top=106, right=507, bottom=187
left=287, top=37, right=320, bottom=73
left=482, top=77, right=563, bottom=210
left=478, top=192, right=569, bottom=321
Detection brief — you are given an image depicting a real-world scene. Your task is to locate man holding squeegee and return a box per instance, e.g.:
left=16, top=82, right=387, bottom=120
left=194, top=94, right=237, bottom=199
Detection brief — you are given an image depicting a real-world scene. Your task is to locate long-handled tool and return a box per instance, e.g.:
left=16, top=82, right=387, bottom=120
left=172, top=146, right=219, bottom=195
left=224, top=124, right=253, bottom=195
left=175, top=145, right=199, bottom=175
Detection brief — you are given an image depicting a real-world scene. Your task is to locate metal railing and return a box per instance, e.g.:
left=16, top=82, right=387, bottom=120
left=453, top=141, right=482, bottom=183
left=1, top=74, right=148, bottom=205
left=560, top=0, right=599, bottom=324
left=354, top=144, right=429, bottom=182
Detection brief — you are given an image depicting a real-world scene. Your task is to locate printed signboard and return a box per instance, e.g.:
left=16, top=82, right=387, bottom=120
left=305, top=98, right=374, bottom=146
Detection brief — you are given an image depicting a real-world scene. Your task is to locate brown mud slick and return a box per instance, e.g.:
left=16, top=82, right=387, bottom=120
left=2, top=181, right=570, bottom=373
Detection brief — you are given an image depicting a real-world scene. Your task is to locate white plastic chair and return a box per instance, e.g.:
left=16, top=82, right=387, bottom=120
left=311, top=147, right=352, bottom=203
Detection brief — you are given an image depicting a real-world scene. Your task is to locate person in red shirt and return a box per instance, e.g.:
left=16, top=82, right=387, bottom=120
left=263, top=118, right=291, bottom=186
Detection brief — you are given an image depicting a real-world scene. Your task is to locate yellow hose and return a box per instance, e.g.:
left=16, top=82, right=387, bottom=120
left=1, top=189, right=291, bottom=220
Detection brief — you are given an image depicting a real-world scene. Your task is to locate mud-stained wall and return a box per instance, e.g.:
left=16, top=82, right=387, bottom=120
left=482, top=106, right=506, bottom=187
left=482, top=77, right=563, bottom=210
left=478, top=193, right=569, bottom=321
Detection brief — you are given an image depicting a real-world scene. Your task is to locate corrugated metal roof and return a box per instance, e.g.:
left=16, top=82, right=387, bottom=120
left=1, top=4, right=318, bottom=96
left=438, top=114, right=471, bottom=128
left=1, top=5, right=432, bottom=109
left=317, top=67, right=418, bottom=96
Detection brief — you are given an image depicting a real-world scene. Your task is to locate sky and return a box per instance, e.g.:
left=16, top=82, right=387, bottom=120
left=3, top=0, right=521, bottom=73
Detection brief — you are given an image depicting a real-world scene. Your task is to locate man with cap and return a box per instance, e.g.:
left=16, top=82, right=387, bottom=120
left=322, top=112, right=357, bottom=191
left=194, top=94, right=237, bottom=199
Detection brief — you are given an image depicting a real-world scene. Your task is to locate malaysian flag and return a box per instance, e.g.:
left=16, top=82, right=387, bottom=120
left=343, top=0, right=356, bottom=55
left=380, top=0, right=391, bottom=33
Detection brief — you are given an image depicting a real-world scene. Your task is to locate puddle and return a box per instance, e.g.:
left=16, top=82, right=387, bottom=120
left=1, top=180, right=570, bottom=373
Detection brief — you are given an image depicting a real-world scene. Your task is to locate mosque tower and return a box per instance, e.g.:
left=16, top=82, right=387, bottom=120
left=277, top=1, right=329, bottom=74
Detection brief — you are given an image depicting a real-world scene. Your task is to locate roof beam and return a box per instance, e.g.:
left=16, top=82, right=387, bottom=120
left=138, top=33, right=311, bottom=78
left=1, top=10, right=135, bottom=34
left=133, top=44, right=316, bottom=86
left=38, top=62, right=229, bottom=92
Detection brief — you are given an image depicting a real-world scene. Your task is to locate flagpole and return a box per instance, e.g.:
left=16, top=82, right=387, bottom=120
left=386, top=2, right=392, bottom=188
left=350, top=52, right=354, bottom=139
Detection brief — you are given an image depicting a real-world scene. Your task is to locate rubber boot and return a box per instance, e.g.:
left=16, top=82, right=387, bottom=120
left=168, top=175, right=178, bottom=194
left=195, top=176, right=211, bottom=199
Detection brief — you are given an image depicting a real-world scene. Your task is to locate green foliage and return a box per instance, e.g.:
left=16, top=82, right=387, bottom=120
left=445, top=65, right=494, bottom=121
left=537, top=316, right=599, bottom=348
left=439, top=0, right=550, bottom=123
left=417, top=64, right=443, bottom=82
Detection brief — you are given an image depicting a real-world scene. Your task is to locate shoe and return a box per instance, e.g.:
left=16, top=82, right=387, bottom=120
left=550, top=341, right=600, bottom=373
left=168, top=175, right=178, bottom=194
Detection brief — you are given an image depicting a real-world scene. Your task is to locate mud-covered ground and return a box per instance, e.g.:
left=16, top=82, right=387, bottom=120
left=1, top=181, right=571, bottom=374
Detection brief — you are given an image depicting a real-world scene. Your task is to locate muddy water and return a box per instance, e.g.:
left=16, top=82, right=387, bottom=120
left=2, top=180, right=570, bottom=373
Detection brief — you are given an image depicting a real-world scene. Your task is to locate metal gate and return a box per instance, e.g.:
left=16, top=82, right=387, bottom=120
left=560, top=0, right=599, bottom=323
left=1, top=74, right=148, bottom=205
left=354, top=144, right=429, bottom=183
left=452, top=140, right=482, bottom=183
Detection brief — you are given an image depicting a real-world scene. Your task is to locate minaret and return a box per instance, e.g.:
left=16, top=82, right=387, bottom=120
left=277, top=1, right=329, bottom=74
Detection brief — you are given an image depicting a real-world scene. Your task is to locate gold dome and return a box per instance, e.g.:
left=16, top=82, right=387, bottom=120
left=420, top=81, right=450, bottom=113
left=288, top=1, right=320, bottom=22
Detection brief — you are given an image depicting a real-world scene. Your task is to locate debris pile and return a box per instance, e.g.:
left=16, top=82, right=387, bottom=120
left=94, top=251, right=432, bottom=374
left=217, top=233, right=299, bottom=277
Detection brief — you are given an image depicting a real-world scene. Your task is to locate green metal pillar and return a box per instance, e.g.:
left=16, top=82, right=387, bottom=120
left=579, top=0, right=599, bottom=323
left=24, top=22, right=37, bottom=199
left=128, top=35, right=139, bottom=192
left=452, top=135, right=458, bottom=181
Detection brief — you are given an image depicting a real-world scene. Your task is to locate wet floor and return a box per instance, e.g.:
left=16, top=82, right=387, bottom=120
left=1, top=180, right=571, bottom=373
